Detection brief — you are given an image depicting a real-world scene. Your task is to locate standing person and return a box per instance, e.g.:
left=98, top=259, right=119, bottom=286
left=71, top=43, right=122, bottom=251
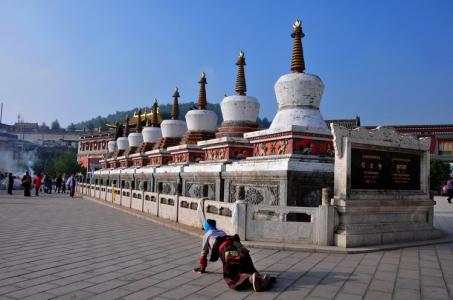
left=33, top=173, right=42, bottom=196
left=56, top=175, right=62, bottom=193
left=447, top=178, right=453, bottom=204
left=46, top=176, right=53, bottom=194
left=193, top=219, right=271, bottom=292
left=7, top=173, right=14, bottom=195
left=61, top=176, right=67, bottom=193
left=21, top=171, right=32, bottom=197
left=67, top=174, right=76, bottom=198
left=42, top=174, right=48, bottom=193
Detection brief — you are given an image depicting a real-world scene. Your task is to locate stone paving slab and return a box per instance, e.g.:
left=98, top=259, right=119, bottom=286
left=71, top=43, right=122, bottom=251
left=0, top=192, right=452, bottom=299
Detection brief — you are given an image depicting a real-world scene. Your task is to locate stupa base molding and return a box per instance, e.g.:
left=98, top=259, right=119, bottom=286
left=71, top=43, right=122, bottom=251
left=123, top=146, right=138, bottom=157
left=180, top=130, right=216, bottom=145
left=244, top=128, right=334, bottom=158
left=130, top=153, right=148, bottom=167
left=198, top=137, right=253, bottom=162
left=146, top=149, right=172, bottom=166
left=137, top=142, right=155, bottom=154
left=167, top=144, right=205, bottom=165
left=118, top=156, right=132, bottom=168
left=153, top=137, right=182, bottom=150
left=216, top=121, right=258, bottom=138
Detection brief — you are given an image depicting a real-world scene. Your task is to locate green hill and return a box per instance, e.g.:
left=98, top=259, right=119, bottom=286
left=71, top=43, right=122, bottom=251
left=69, top=102, right=271, bottom=131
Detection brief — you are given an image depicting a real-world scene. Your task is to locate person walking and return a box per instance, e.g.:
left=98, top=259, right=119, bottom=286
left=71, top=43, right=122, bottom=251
left=56, top=175, right=62, bottom=193
left=7, top=173, right=14, bottom=195
left=21, top=171, right=32, bottom=197
left=46, top=176, right=53, bottom=194
left=67, top=174, right=76, bottom=198
left=33, top=173, right=42, bottom=196
left=447, top=178, right=453, bottom=204
left=193, top=219, right=271, bottom=292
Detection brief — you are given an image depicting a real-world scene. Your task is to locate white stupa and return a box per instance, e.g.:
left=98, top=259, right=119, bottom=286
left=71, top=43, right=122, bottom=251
left=142, top=99, right=162, bottom=145
left=180, top=72, right=218, bottom=144
left=269, top=19, right=329, bottom=136
left=128, top=111, right=144, bottom=148
left=116, top=117, right=130, bottom=152
left=107, top=140, right=117, bottom=153
left=160, top=88, right=187, bottom=140
left=217, top=51, right=259, bottom=137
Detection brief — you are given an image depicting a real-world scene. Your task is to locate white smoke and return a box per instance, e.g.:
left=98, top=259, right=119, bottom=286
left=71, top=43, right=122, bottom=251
left=0, top=149, right=36, bottom=177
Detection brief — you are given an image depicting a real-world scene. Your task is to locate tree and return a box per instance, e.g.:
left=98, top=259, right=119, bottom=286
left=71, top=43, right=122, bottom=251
left=430, top=158, right=451, bottom=191
left=67, top=123, right=77, bottom=131
left=51, top=120, right=61, bottom=130
left=39, top=122, right=49, bottom=130
left=86, top=122, right=95, bottom=131
left=33, top=148, right=86, bottom=177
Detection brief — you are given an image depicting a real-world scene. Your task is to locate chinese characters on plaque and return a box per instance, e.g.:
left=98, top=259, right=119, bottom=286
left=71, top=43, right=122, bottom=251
left=351, top=148, right=420, bottom=190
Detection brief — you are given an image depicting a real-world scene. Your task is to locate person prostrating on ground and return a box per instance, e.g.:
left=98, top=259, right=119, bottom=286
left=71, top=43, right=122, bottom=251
left=193, top=219, right=271, bottom=292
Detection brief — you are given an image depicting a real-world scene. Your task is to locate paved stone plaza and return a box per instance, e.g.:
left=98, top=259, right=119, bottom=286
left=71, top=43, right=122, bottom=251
left=0, top=192, right=453, bottom=299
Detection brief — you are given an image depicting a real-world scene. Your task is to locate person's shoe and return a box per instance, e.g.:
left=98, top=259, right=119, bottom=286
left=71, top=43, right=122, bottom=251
left=260, top=274, right=271, bottom=290
left=251, top=272, right=262, bottom=292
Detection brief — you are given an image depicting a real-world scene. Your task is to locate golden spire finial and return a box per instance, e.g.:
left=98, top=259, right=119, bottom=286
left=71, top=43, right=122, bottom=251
left=291, top=19, right=305, bottom=73
left=171, top=87, right=180, bottom=120
left=235, top=50, right=247, bottom=96
left=150, top=98, right=159, bottom=127
left=197, top=72, right=207, bottom=109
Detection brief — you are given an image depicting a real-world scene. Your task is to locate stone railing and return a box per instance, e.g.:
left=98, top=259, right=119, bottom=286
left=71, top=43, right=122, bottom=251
left=143, top=192, right=159, bottom=215
left=80, top=185, right=335, bottom=245
left=178, top=196, right=203, bottom=229
left=131, top=189, right=144, bottom=211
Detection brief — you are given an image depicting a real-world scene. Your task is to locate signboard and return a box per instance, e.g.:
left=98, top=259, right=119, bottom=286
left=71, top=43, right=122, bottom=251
left=351, top=148, right=420, bottom=190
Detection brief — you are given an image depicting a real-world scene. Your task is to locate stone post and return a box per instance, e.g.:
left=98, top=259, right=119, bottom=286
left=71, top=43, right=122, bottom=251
left=315, top=187, right=335, bottom=246
left=233, top=185, right=247, bottom=240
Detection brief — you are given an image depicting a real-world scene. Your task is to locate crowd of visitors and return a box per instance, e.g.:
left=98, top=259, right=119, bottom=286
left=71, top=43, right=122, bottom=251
left=2, top=172, right=77, bottom=198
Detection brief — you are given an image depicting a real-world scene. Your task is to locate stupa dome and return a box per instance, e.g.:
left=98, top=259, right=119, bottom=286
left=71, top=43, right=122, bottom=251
left=117, top=137, right=129, bottom=150
left=107, top=140, right=117, bottom=153
left=161, top=120, right=187, bottom=138
left=221, top=95, right=259, bottom=123
left=128, top=132, right=143, bottom=147
left=142, top=127, right=162, bottom=143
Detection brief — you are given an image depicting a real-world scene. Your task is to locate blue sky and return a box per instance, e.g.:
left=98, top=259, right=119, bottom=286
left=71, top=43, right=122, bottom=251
left=0, top=0, right=452, bottom=127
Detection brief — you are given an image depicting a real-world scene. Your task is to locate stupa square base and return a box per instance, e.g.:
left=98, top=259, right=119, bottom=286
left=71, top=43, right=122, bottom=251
left=118, top=156, right=132, bottom=168
left=153, top=137, right=182, bottom=150
left=198, top=137, right=253, bottom=162
left=244, top=127, right=334, bottom=158
left=167, top=144, right=204, bottom=164
left=146, top=149, right=172, bottom=166
left=107, top=158, right=119, bottom=169
left=130, top=153, right=148, bottom=167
